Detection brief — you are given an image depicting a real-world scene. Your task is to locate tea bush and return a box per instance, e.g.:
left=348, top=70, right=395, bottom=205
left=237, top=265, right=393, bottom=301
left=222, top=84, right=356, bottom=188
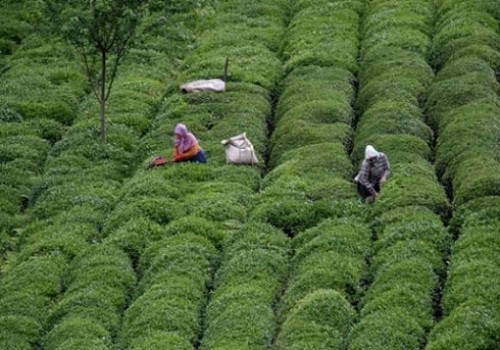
left=222, top=221, right=289, bottom=258
left=375, top=161, right=450, bottom=218
left=0, top=255, right=67, bottom=348
left=451, top=155, right=500, bottom=205
left=276, top=67, right=354, bottom=118
left=139, top=234, right=217, bottom=275
left=356, top=111, right=433, bottom=147
left=282, top=6, right=360, bottom=73
left=348, top=310, right=426, bottom=350
left=270, top=121, right=352, bottom=166
left=360, top=43, right=432, bottom=80
left=250, top=178, right=324, bottom=235
left=279, top=218, right=370, bottom=323
left=449, top=196, right=500, bottom=232
left=363, top=2, right=433, bottom=38
left=181, top=43, right=282, bottom=90
left=290, top=0, right=365, bottom=14
left=0, top=315, right=43, bottom=349
left=277, top=290, right=356, bottom=350
left=431, top=9, right=500, bottom=69
left=434, top=99, right=500, bottom=179
left=103, top=217, right=164, bottom=263
left=15, top=228, right=88, bottom=263
left=128, top=331, right=192, bottom=350
left=44, top=316, right=112, bottom=350
left=211, top=165, right=262, bottom=191
left=0, top=38, right=86, bottom=125
left=47, top=286, right=124, bottom=334
left=374, top=206, right=451, bottom=255
left=357, top=75, right=427, bottom=114
left=200, top=302, right=275, bottom=350
left=120, top=232, right=218, bottom=348
left=163, top=216, right=227, bottom=248
left=440, top=222, right=500, bottom=314
left=0, top=1, right=33, bottom=57
left=122, top=288, right=202, bottom=345
left=0, top=255, right=66, bottom=297
left=426, top=302, right=500, bottom=350
left=360, top=286, right=433, bottom=328
left=214, top=249, right=287, bottom=295
left=105, top=197, right=186, bottom=232
left=425, top=71, right=499, bottom=130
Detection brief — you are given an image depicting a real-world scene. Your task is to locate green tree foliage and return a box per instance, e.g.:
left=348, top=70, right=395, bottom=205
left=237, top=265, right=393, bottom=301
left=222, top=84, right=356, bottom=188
left=49, top=0, right=149, bottom=142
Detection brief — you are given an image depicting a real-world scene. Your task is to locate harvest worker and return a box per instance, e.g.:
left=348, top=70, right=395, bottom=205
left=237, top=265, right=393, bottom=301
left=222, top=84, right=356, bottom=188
left=173, top=123, right=207, bottom=163
left=354, top=145, right=390, bottom=203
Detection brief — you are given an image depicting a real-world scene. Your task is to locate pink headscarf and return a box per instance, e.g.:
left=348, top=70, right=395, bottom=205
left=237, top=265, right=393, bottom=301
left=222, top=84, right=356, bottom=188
left=174, top=123, right=198, bottom=152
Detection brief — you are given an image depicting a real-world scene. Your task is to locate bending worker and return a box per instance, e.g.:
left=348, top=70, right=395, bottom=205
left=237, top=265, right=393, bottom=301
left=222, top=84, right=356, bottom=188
left=354, top=145, right=390, bottom=203
left=173, top=123, right=207, bottom=163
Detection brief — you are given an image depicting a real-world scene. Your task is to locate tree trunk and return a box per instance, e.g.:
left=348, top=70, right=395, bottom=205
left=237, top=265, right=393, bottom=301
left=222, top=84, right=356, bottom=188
left=100, top=50, right=107, bottom=142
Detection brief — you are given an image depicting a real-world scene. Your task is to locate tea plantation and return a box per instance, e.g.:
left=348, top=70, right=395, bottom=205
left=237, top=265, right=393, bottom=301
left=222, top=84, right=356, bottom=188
left=1, top=0, right=499, bottom=349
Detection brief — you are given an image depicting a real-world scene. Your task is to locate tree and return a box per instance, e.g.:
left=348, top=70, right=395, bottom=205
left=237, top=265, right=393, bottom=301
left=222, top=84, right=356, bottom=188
left=59, top=0, right=148, bottom=142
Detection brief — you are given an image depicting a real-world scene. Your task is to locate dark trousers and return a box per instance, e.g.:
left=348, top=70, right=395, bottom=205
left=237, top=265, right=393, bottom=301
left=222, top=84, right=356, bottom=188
left=357, top=181, right=380, bottom=199
left=189, top=150, right=207, bottom=163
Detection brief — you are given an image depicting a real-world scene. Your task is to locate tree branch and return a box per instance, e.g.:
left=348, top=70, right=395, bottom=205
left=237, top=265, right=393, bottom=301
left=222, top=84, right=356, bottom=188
left=104, top=27, right=136, bottom=101
left=79, top=44, right=101, bottom=103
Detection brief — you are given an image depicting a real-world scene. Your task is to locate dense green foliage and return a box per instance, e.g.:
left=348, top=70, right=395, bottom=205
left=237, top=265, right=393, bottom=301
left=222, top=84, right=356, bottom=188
left=1, top=0, right=499, bottom=348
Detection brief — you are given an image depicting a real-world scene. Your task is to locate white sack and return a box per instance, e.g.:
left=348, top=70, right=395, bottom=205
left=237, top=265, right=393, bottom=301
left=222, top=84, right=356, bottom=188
left=180, top=79, right=226, bottom=93
left=221, top=132, right=258, bottom=165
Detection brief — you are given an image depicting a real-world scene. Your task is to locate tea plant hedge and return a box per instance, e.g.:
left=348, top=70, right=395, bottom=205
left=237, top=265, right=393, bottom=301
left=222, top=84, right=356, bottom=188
left=0, top=4, right=87, bottom=270
left=424, top=2, right=500, bottom=348
left=266, top=1, right=368, bottom=349
left=0, top=3, right=209, bottom=348
left=347, top=1, right=451, bottom=349
left=251, top=0, right=365, bottom=239
left=0, top=0, right=34, bottom=65
left=1, top=0, right=500, bottom=347
left=98, top=0, right=286, bottom=348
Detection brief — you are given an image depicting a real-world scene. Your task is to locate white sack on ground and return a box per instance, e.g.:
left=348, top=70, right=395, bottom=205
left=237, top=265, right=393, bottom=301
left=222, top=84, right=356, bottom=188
left=221, top=133, right=259, bottom=165
left=180, top=79, right=225, bottom=93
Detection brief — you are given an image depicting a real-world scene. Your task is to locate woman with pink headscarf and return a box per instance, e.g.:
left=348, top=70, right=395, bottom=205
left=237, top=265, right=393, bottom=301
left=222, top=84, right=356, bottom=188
left=173, top=123, right=207, bottom=163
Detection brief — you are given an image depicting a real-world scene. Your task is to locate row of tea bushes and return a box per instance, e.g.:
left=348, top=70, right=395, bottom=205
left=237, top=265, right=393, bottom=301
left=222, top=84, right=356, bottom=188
left=276, top=218, right=369, bottom=350
left=252, top=0, right=365, bottom=238
left=43, top=244, right=136, bottom=349
left=269, top=1, right=366, bottom=349
left=427, top=202, right=500, bottom=349
left=0, top=5, right=203, bottom=348
left=39, top=6, right=220, bottom=349
left=0, top=4, right=87, bottom=210
left=102, top=166, right=258, bottom=349
left=0, top=7, right=88, bottom=267
left=424, top=2, right=500, bottom=348
left=200, top=223, right=289, bottom=350
left=349, top=207, right=450, bottom=349
left=352, top=0, right=449, bottom=217
left=347, top=1, right=451, bottom=349
left=174, top=1, right=288, bottom=348
left=426, top=2, right=500, bottom=206
left=96, top=0, right=288, bottom=348
left=118, top=220, right=221, bottom=349
left=0, top=0, right=34, bottom=66
left=0, top=35, right=87, bottom=125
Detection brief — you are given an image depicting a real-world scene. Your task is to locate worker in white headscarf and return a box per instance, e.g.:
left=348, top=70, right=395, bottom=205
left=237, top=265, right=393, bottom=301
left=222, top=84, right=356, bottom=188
left=354, top=145, right=390, bottom=203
